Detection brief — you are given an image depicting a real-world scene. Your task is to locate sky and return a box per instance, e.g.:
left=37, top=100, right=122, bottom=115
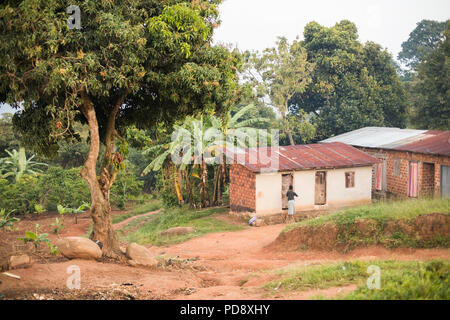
left=213, top=0, right=450, bottom=57
left=1, top=0, right=449, bottom=115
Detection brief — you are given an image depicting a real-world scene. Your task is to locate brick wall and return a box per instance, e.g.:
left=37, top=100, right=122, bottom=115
left=358, top=147, right=450, bottom=198
left=229, top=164, right=256, bottom=212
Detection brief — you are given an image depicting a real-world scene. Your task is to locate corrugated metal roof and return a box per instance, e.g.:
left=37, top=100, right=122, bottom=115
left=322, top=127, right=450, bottom=156
left=227, top=142, right=380, bottom=173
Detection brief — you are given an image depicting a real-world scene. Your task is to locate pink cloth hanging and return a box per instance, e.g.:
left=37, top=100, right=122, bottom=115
left=376, top=163, right=382, bottom=191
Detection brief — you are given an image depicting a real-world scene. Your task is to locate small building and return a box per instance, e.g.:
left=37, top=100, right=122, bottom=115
left=229, top=142, right=380, bottom=217
left=322, top=127, right=450, bottom=199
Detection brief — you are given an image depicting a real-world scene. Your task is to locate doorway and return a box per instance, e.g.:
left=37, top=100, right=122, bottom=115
left=408, top=161, right=418, bottom=198
left=281, top=173, right=294, bottom=210
left=315, top=171, right=327, bottom=205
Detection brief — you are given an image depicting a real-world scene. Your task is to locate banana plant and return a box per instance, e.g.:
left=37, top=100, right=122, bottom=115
left=2, top=147, right=48, bottom=182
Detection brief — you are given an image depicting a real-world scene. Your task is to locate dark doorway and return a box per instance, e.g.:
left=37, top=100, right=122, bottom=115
left=281, top=173, right=294, bottom=210
left=315, top=171, right=327, bottom=205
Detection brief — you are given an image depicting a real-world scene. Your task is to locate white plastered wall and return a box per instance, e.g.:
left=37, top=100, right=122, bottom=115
left=254, top=166, right=373, bottom=215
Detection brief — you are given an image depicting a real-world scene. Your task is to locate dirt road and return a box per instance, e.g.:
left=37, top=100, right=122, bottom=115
left=1, top=216, right=449, bottom=300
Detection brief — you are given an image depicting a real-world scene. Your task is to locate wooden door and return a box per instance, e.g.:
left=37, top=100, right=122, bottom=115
left=315, top=171, right=326, bottom=205
left=408, top=161, right=418, bottom=198
left=281, top=173, right=293, bottom=209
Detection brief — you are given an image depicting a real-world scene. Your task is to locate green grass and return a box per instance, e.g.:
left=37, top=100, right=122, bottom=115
left=264, top=260, right=450, bottom=300
left=111, top=200, right=162, bottom=224
left=280, top=199, right=450, bottom=250
left=125, top=206, right=245, bottom=246
left=284, top=198, right=450, bottom=232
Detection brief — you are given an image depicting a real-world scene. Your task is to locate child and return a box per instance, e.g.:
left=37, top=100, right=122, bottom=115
left=286, top=185, right=298, bottom=224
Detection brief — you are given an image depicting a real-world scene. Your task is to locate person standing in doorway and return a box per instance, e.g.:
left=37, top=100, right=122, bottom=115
left=286, top=185, right=298, bottom=224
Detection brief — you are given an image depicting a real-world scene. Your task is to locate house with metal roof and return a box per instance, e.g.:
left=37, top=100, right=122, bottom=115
left=228, top=142, right=380, bottom=218
left=322, top=127, right=450, bottom=199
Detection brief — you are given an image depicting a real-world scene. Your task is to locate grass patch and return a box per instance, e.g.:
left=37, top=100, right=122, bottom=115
left=265, top=260, right=450, bottom=300
left=125, top=206, right=244, bottom=246
left=112, top=200, right=162, bottom=224
left=285, top=198, right=450, bottom=231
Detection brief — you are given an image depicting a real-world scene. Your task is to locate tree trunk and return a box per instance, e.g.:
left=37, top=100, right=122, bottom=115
left=200, top=160, right=209, bottom=208
left=281, top=110, right=295, bottom=146
left=173, top=168, right=184, bottom=205
left=79, top=89, right=126, bottom=260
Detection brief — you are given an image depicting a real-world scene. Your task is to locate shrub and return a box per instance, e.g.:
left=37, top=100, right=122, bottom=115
left=38, top=166, right=90, bottom=211
left=0, top=175, right=41, bottom=214
left=110, top=166, right=144, bottom=209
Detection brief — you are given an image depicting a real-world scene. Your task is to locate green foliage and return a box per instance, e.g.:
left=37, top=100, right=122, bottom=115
left=0, top=175, right=41, bottom=215
left=290, top=21, right=407, bottom=140
left=1, top=147, right=48, bottom=182
left=50, top=217, right=65, bottom=234
left=110, top=163, right=144, bottom=209
left=0, top=0, right=238, bottom=157
left=111, top=200, right=162, bottom=224
left=288, top=198, right=450, bottom=229
left=410, top=21, right=450, bottom=130
left=0, top=208, right=19, bottom=230
left=34, top=204, right=45, bottom=214
left=125, top=206, right=243, bottom=246
left=0, top=113, right=20, bottom=158
left=282, top=198, right=450, bottom=250
left=243, top=37, right=314, bottom=145
left=398, top=19, right=447, bottom=72
left=57, top=202, right=90, bottom=224
left=39, top=166, right=90, bottom=211
left=265, top=260, right=450, bottom=300
left=17, top=224, right=58, bottom=254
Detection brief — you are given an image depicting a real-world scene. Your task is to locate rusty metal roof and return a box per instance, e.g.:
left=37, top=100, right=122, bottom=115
left=227, top=142, right=380, bottom=173
left=322, top=127, right=450, bottom=156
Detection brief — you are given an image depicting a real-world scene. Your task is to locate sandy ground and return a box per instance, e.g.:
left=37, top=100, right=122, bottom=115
left=0, top=211, right=449, bottom=300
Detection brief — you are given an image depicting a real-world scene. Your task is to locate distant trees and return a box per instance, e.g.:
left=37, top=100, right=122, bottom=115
left=289, top=21, right=407, bottom=140
left=242, top=37, right=315, bottom=145
left=409, top=21, right=450, bottom=130
left=398, top=19, right=446, bottom=77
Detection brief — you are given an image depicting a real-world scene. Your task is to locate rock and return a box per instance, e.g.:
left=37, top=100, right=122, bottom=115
left=126, top=243, right=158, bottom=267
left=9, top=255, right=34, bottom=270
left=252, top=219, right=265, bottom=227
left=55, top=237, right=102, bottom=260
left=160, top=227, right=195, bottom=236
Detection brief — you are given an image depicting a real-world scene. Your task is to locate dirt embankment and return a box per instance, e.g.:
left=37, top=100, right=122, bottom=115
left=268, top=213, right=450, bottom=252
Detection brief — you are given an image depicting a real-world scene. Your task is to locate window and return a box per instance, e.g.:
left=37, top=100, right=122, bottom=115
left=394, top=159, right=401, bottom=176
left=345, top=172, right=355, bottom=188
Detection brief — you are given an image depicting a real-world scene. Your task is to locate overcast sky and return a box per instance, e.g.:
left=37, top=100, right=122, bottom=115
left=213, top=0, right=450, bottom=58
left=1, top=0, right=449, bottom=115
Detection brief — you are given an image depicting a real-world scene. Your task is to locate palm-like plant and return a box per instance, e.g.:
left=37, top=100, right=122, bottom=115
left=2, top=147, right=48, bottom=182
left=142, top=104, right=273, bottom=207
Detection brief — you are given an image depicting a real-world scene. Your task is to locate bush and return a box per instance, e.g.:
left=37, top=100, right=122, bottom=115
left=0, top=175, right=41, bottom=214
left=38, top=166, right=90, bottom=211
left=110, top=167, right=144, bottom=209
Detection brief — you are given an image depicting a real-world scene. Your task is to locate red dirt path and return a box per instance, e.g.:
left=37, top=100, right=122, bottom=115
left=0, top=213, right=449, bottom=300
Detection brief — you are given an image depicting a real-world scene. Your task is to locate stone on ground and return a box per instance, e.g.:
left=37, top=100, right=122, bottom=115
left=9, top=254, right=34, bottom=270
left=252, top=219, right=265, bottom=227
left=160, top=226, right=195, bottom=236
left=126, top=243, right=158, bottom=267
left=55, top=237, right=102, bottom=260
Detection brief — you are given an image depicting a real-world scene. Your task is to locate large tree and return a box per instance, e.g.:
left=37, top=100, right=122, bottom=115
left=242, top=37, right=314, bottom=145
left=290, top=21, right=407, bottom=140
left=410, top=21, right=450, bottom=130
left=398, top=19, right=446, bottom=74
left=0, top=0, right=239, bottom=258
